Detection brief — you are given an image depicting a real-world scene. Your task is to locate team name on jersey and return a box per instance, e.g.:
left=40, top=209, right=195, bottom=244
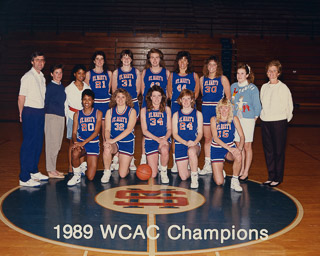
left=217, top=123, right=232, bottom=130
left=175, top=78, right=190, bottom=84
left=92, top=75, right=108, bottom=81
left=112, top=116, right=128, bottom=123
left=204, top=80, right=219, bottom=86
left=148, top=75, right=164, bottom=82
left=119, top=74, right=134, bottom=80
left=179, top=116, right=194, bottom=122
left=148, top=112, right=164, bottom=118
left=80, top=116, right=95, bottom=123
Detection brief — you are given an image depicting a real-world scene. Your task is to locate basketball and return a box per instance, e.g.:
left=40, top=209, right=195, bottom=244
left=136, top=164, right=152, bottom=180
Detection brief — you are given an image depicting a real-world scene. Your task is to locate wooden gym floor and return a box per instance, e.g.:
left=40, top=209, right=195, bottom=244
left=0, top=107, right=319, bottom=256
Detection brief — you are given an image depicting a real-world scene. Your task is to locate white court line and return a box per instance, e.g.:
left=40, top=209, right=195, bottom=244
left=215, top=252, right=220, bottom=256
left=83, top=251, right=88, bottom=256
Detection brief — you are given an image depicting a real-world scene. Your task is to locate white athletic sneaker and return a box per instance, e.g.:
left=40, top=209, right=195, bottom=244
left=31, top=172, right=49, bottom=181
left=19, top=178, right=40, bottom=187
left=80, top=162, right=87, bottom=176
left=140, top=154, right=147, bottom=165
left=190, top=172, right=199, bottom=189
left=67, top=173, right=81, bottom=186
left=171, top=162, right=178, bottom=173
left=130, top=158, right=137, bottom=171
left=111, top=157, right=119, bottom=171
left=101, top=170, right=111, bottom=183
left=199, top=161, right=212, bottom=175
left=231, top=177, right=243, bottom=192
left=160, top=169, right=169, bottom=184
left=223, top=170, right=226, bottom=178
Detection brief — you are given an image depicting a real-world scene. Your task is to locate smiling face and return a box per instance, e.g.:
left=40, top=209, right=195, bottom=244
left=181, top=95, right=193, bottom=109
left=51, top=68, right=63, bottom=83
left=116, top=92, right=126, bottom=106
left=121, top=54, right=132, bottom=67
left=74, top=69, right=86, bottom=82
left=178, top=56, right=189, bottom=71
left=31, top=56, right=45, bottom=73
left=151, top=91, right=162, bottom=106
left=150, top=52, right=161, bottom=68
left=219, top=105, right=230, bottom=118
left=267, top=65, right=280, bottom=83
left=82, top=94, right=94, bottom=109
left=207, top=60, right=218, bottom=74
left=237, top=68, right=249, bottom=83
left=94, top=55, right=105, bottom=68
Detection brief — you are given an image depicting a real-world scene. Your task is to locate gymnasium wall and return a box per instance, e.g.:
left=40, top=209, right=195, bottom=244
left=0, top=32, right=319, bottom=121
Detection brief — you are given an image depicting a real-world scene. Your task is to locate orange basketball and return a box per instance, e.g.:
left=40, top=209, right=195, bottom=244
left=136, top=164, right=152, bottom=180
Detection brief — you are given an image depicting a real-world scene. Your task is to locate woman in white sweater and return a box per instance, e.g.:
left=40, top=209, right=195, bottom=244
left=260, top=60, right=293, bottom=187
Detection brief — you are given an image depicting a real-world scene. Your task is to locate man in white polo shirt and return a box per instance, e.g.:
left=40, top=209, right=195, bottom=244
left=18, top=52, right=49, bottom=187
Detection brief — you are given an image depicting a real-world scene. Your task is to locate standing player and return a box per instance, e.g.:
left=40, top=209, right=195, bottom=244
left=102, top=88, right=137, bottom=183
left=67, top=89, right=102, bottom=186
left=111, top=49, right=141, bottom=171
left=140, top=86, right=172, bottom=183
left=65, top=65, right=91, bottom=174
left=140, top=48, right=170, bottom=165
left=167, top=51, right=200, bottom=173
left=231, top=63, right=261, bottom=181
left=210, top=97, right=244, bottom=192
left=172, top=89, right=203, bottom=189
left=199, top=55, right=231, bottom=176
left=85, top=51, right=112, bottom=141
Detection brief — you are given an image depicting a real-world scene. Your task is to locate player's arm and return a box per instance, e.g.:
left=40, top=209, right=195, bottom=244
left=136, top=68, right=141, bottom=96
left=164, top=106, right=172, bottom=140
left=112, top=69, right=118, bottom=93
left=186, top=110, right=203, bottom=148
left=18, top=95, right=26, bottom=122
left=107, top=71, right=112, bottom=94
left=221, top=75, right=231, bottom=100
left=200, top=76, right=204, bottom=96
left=72, top=112, right=79, bottom=145
left=104, top=109, right=112, bottom=140
left=172, top=112, right=187, bottom=146
left=111, top=109, right=137, bottom=143
left=194, top=72, right=200, bottom=99
left=234, top=116, right=245, bottom=151
left=167, top=73, right=173, bottom=100
left=84, top=71, right=90, bottom=86
left=141, top=69, right=146, bottom=96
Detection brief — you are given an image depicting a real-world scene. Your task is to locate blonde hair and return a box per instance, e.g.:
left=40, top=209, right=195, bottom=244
left=215, top=97, right=233, bottom=124
left=266, top=60, right=282, bottom=75
left=109, top=88, right=134, bottom=109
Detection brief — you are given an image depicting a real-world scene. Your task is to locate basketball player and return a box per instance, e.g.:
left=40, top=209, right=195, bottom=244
left=167, top=51, right=200, bottom=173
left=140, top=86, right=172, bottom=183
left=140, top=48, right=170, bottom=165
left=65, top=64, right=91, bottom=175
left=102, top=88, right=137, bottom=183
left=172, top=89, right=203, bottom=189
left=111, top=49, right=141, bottom=171
left=210, top=97, right=244, bottom=192
left=199, top=56, right=231, bottom=175
left=85, top=51, right=112, bottom=141
left=67, top=89, right=102, bottom=186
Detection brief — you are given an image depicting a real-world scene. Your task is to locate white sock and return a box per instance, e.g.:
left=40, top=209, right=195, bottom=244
left=80, top=161, right=87, bottom=167
left=232, top=175, right=239, bottom=179
left=161, top=166, right=167, bottom=172
left=205, top=157, right=210, bottom=163
left=113, top=156, right=119, bottom=163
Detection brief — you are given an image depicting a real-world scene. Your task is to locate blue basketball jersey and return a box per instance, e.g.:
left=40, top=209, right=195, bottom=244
left=213, top=119, right=235, bottom=144
left=89, top=70, right=111, bottom=103
left=143, top=68, right=167, bottom=96
left=177, top=108, right=198, bottom=141
left=110, top=106, right=134, bottom=141
left=202, top=76, right=224, bottom=104
left=171, top=72, right=196, bottom=102
left=117, top=67, right=138, bottom=100
left=146, top=108, right=167, bottom=138
left=77, top=108, right=99, bottom=142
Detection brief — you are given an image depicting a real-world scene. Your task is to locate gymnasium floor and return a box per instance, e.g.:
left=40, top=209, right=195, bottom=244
left=0, top=107, right=319, bottom=255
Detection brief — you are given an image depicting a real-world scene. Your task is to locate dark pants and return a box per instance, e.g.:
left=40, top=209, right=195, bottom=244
left=20, top=107, right=45, bottom=182
left=261, top=119, right=287, bottom=183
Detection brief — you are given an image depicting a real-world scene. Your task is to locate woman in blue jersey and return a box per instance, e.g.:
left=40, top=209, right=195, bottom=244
left=167, top=51, right=200, bottom=173
left=140, top=48, right=170, bottom=165
left=210, top=97, right=244, bottom=192
left=67, top=89, right=102, bottom=186
left=111, top=49, right=141, bottom=171
left=231, top=63, right=261, bottom=181
left=140, top=86, right=172, bottom=183
left=85, top=51, right=112, bottom=141
left=102, top=88, right=137, bottom=183
left=172, top=89, right=203, bottom=189
left=199, top=56, right=231, bottom=176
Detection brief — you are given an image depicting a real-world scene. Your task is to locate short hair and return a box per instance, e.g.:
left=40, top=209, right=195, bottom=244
left=144, top=48, right=166, bottom=69
left=31, top=51, right=45, bottom=62
left=177, top=89, right=196, bottom=108
left=174, top=51, right=193, bottom=74
left=71, top=64, right=86, bottom=81
left=50, top=64, right=64, bottom=74
left=109, top=88, right=134, bottom=109
left=237, top=63, right=255, bottom=84
left=90, top=51, right=108, bottom=71
left=266, top=60, right=282, bottom=75
left=82, top=89, right=95, bottom=100
left=119, top=49, right=134, bottom=67
left=202, top=55, right=223, bottom=78
left=215, top=97, right=233, bottom=124
left=146, top=86, right=166, bottom=112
